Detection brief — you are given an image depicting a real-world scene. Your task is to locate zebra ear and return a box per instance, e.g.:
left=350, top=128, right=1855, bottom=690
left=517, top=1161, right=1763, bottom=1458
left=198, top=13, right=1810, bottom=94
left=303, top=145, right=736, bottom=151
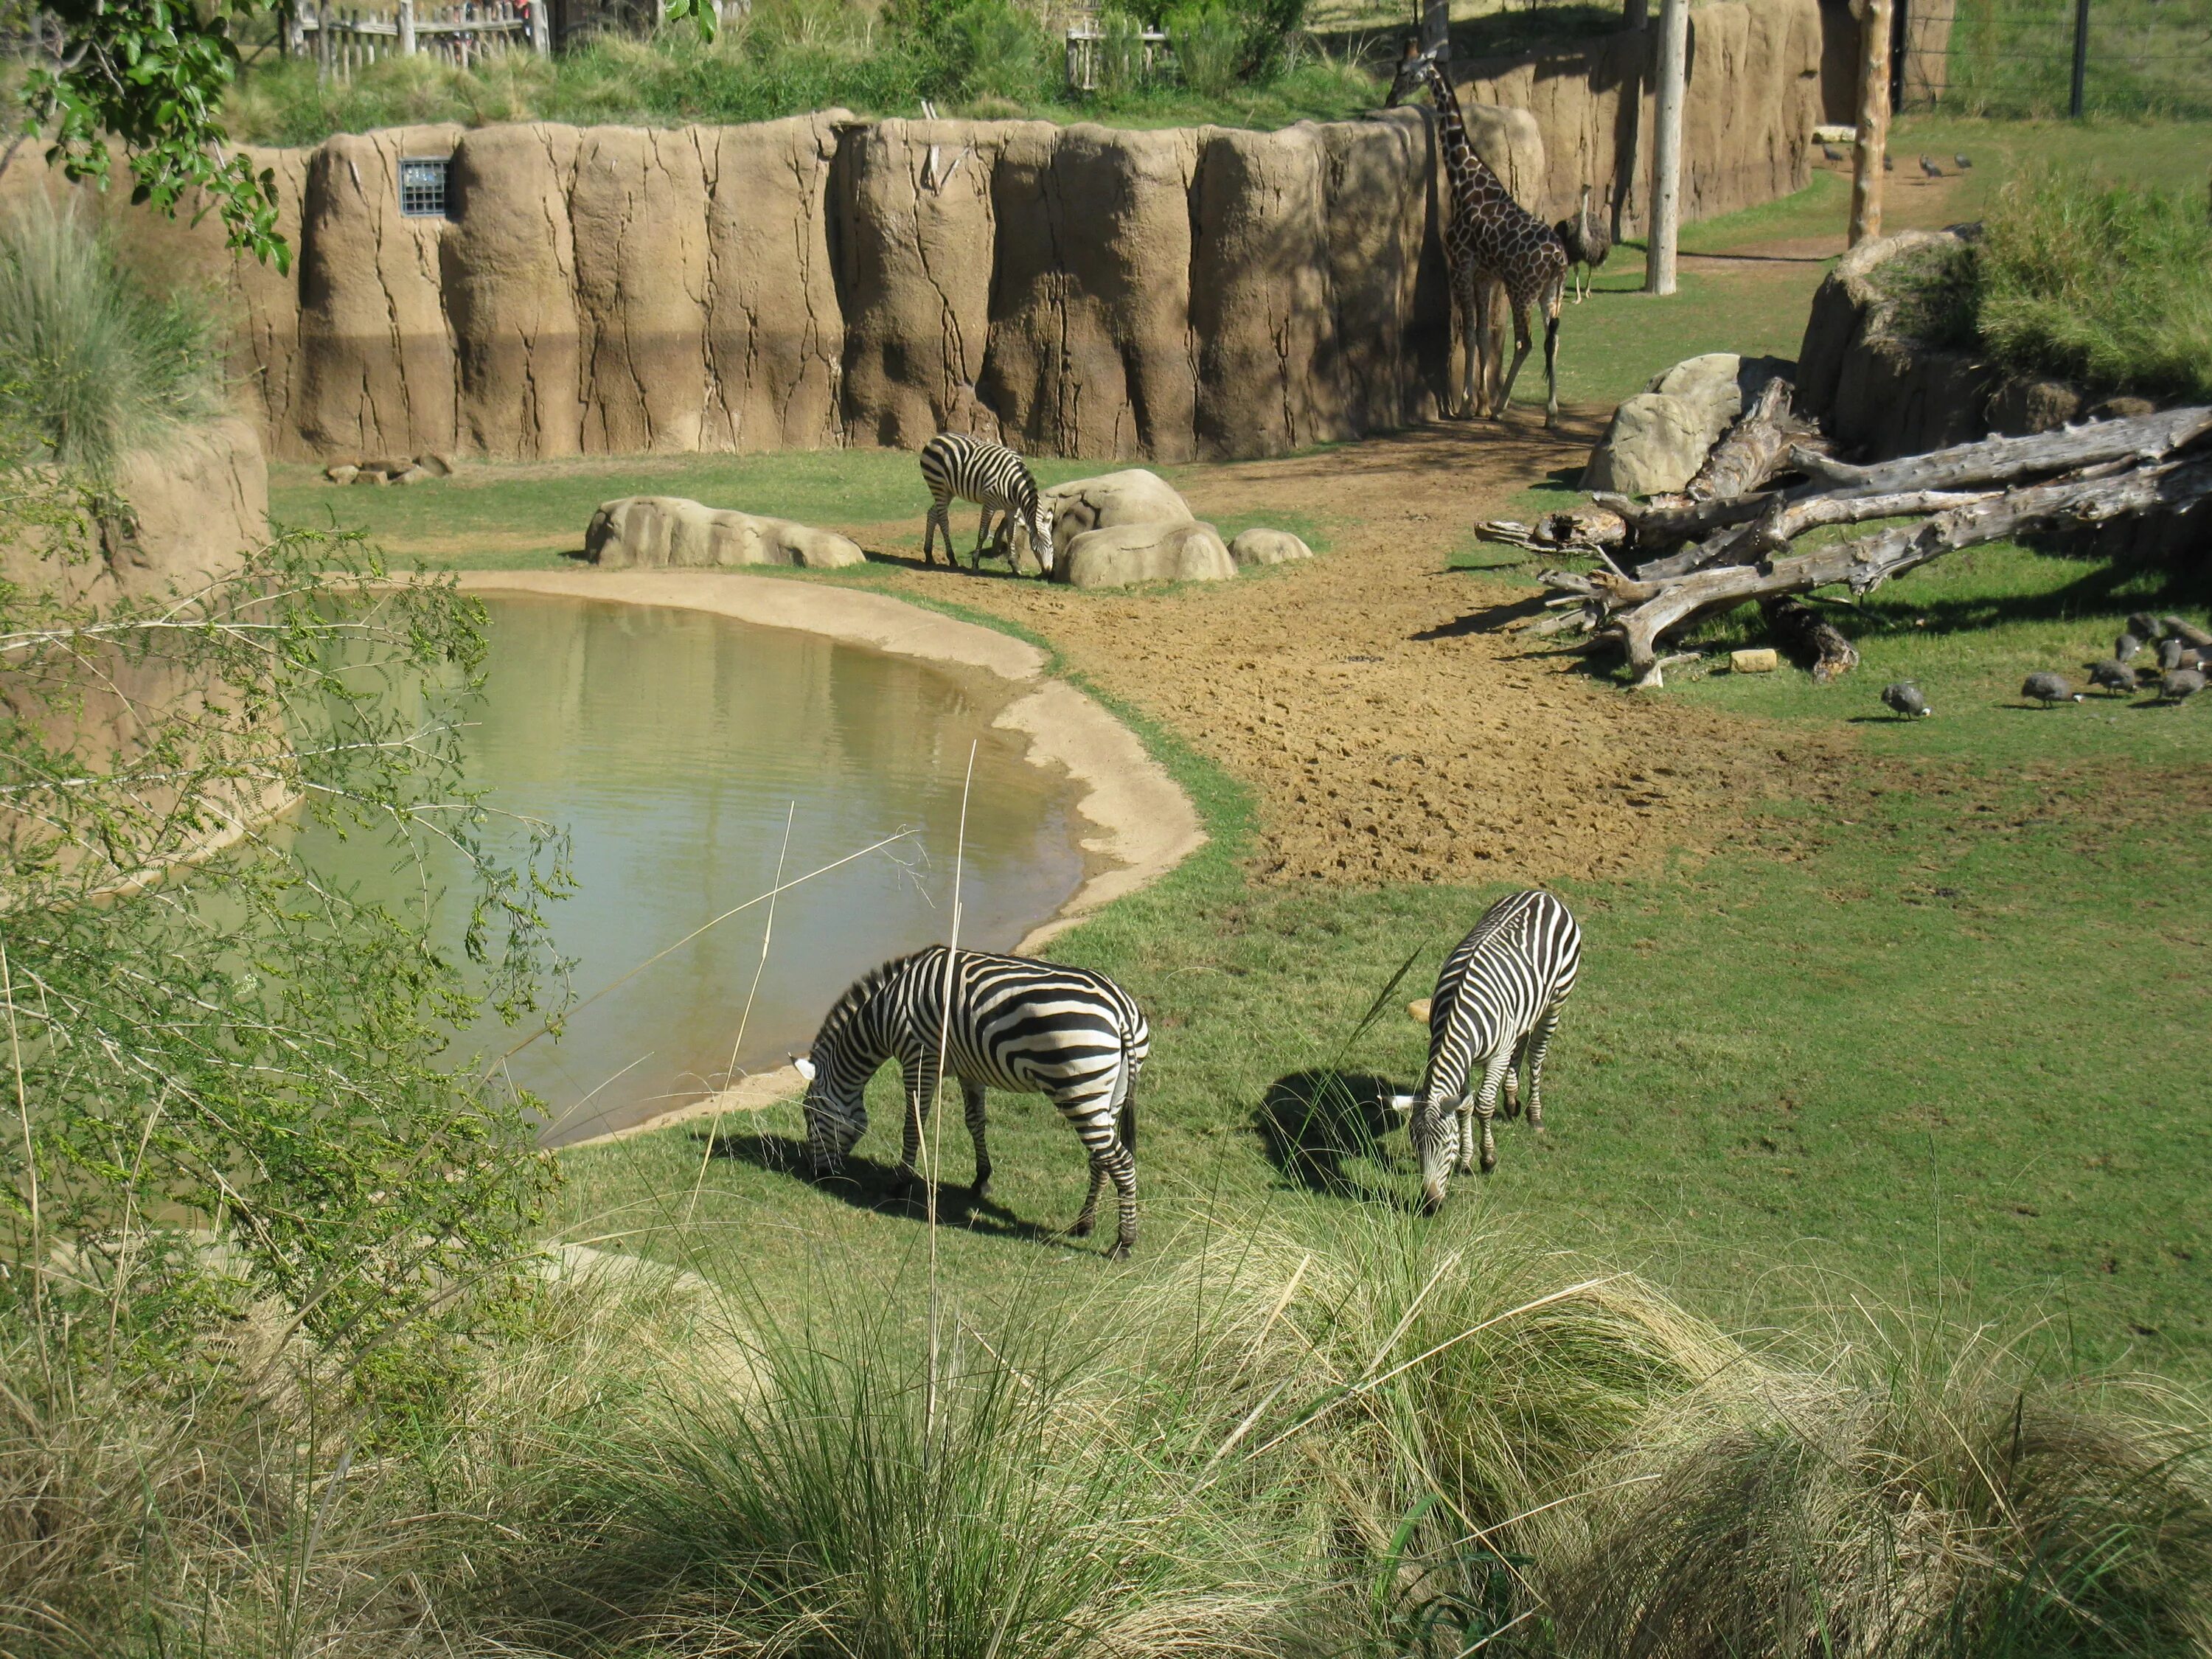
left=790, top=1053, right=817, bottom=1082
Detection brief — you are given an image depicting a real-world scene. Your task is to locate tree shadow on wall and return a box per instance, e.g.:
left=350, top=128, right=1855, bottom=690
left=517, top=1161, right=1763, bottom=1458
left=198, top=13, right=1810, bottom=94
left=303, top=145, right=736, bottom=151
left=703, top=1126, right=1067, bottom=1247
left=1256, top=1069, right=1417, bottom=1209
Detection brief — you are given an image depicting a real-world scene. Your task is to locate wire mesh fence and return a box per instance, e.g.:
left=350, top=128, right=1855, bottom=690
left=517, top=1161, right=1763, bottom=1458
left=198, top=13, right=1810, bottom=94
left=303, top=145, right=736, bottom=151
left=1899, top=0, right=2212, bottom=120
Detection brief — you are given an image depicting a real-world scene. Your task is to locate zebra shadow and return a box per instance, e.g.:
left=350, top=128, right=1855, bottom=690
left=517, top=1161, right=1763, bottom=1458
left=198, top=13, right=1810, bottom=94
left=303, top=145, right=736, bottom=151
left=703, top=1128, right=1068, bottom=1247
left=1256, top=1070, right=1419, bottom=1207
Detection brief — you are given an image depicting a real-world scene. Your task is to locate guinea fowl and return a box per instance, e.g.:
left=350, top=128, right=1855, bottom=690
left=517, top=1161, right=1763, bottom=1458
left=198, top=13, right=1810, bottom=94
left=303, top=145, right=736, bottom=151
left=1919, top=156, right=1943, bottom=178
left=2163, top=668, right=2207, bottom=703
left=2127, top=611, right=2164, bottom=641
left=1881, top=681, right=1932, bottom=719
left=2088, top=659, right=2138, bottom=696
left=1883, top=153, right=1895, bottom=173
left=1822, top=142, right=1845, bottom=161
left=2160, top=637, right=2186, bottom=671
left=2023, top=672, right=2083, bottom=706
left=2115, top=631, right=2144, bottom=663
left=1955, top=153, right=1973, bottom=169
left=1552, top=184, right=1611, bottom=304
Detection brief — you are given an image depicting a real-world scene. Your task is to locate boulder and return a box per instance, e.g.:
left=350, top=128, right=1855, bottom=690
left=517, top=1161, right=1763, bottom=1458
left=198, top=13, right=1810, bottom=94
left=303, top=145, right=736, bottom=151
left=585, top=496, right=867, bottom=570
left=394, top=465, right=432, bottom=486
left=1987, top=375, right=2081, bottom=437
left=418, top=452, right=456, bottom=476
left=1582, top=394, right=1715, bottom=496
left=1042, top=470, right=1196, bottom=563
left=1228, top=528, right=1314, bottom=568
left=324, top=463, right=359, bottom=485
left=1059, top=520, right=1235, bottom=588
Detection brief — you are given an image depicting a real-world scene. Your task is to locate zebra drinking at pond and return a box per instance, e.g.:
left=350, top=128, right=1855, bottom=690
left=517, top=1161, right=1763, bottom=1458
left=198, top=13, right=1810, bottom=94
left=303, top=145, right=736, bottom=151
left=792, top=946, right=1149, bottom=1257
left=919, top=433, right=1056, bottom=575
left=1388, top=889, right=1582, bottom=1208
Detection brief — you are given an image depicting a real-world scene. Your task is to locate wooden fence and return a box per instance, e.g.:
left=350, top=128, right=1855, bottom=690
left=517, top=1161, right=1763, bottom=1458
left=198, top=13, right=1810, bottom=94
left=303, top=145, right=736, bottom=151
left=288, top=0, right=549, bottom=77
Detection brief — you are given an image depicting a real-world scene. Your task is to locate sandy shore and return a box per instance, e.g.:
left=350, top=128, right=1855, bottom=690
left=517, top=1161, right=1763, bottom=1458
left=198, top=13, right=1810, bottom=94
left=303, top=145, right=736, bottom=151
left=450, top=568, right=1206, bottom=1148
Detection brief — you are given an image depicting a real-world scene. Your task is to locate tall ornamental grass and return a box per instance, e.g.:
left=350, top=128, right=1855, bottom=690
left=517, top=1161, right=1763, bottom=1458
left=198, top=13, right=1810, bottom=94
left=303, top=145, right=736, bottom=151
left=1972, top=169, right=2212, bottom=404
left=0, top=196, right=222, bottom=470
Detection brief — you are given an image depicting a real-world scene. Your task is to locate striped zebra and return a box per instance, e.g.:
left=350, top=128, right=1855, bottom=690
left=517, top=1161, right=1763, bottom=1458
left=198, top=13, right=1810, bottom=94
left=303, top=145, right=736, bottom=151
left=919, top=433, right=1056, bottom=575
left=1388, top=889, right=1581, bottom=1208
left=790, top=945, right=1149, bottom=1257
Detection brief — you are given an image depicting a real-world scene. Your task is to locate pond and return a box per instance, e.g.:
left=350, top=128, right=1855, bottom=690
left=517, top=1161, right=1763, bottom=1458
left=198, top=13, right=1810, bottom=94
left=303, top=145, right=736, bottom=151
left=302, top=594, right=1089, bottom=1145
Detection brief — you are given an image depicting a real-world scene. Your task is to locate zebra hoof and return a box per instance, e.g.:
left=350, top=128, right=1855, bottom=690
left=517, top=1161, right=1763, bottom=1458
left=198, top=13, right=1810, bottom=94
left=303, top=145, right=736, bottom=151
left=1068, top=1216, right=1096, bottom=1239
left=1106, top=1239, right=1133, bottom=1261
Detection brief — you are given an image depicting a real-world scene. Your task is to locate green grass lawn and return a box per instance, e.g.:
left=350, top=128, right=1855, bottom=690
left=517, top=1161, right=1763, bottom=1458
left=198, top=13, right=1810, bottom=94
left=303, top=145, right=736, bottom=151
left=562, top=514, right=2212, bottom=1374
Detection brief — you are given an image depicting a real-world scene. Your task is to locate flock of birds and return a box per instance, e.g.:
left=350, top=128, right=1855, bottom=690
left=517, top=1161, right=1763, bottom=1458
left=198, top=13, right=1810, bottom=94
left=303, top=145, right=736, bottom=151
left=1819, top=143, right=1972, bottom=179
left=1880, top=613, right=2211, bottom=717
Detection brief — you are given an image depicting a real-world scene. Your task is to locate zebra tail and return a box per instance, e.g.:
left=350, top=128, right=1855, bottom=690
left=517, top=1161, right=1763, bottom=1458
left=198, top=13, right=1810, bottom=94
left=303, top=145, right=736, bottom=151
left=1121, top=1091, right=1137, bottom=1152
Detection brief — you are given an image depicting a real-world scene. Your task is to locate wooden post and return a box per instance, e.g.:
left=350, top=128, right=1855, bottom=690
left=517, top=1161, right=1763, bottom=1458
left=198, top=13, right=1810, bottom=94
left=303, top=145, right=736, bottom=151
left=316, top=0, right=333, bottom=78
left=1644, top=0, right=1687, bottom=295
left=398, top=0, right=417, bottom=54
left=2069, top=0, right=2090, bottom=117
left=530, top=0, right=550, bottom=55
left=1849, top=0, right=1893, bottom=246
left=1419, top=0, right=1447, bottom=63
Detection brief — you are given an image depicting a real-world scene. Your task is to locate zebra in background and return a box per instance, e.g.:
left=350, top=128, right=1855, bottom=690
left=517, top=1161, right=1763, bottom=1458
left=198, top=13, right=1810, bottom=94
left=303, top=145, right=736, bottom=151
left=791, top=946, right=1149, bottom=1257
left=1389, top=889, right=1581, bottom=1208
left=919, top=433, right=1056, bottom=575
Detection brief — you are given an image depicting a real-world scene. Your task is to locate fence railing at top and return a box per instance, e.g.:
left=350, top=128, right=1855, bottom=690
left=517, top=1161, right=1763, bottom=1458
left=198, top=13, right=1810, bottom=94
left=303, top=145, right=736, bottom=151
left=288, top=0, right=549, bottom=78
left=1060, top=3, right=1171, bottom=94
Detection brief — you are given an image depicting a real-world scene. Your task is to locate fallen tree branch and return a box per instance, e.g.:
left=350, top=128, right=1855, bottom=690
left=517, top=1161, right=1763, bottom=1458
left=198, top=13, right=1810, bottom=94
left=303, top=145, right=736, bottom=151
left=1761, top=596, right=1860, bottom=682
left=1593, top=454, right=2212, bottom=675
left=1686, top=376, right=1800, bottom=504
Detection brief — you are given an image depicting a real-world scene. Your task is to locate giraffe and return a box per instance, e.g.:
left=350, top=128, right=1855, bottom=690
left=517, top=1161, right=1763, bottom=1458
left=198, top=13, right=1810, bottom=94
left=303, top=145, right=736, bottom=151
left=1387, top=38, right=1568, bottom=427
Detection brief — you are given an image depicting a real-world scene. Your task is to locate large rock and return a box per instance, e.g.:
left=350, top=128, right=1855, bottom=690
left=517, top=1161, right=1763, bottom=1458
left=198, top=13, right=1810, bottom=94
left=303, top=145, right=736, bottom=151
left=585, top=497, right=866, bottom=570
left=1041, top=469, right=1195, bottom=563
left=1059, top=521, right=1235, bottom=588
left=1581, top=393, right=1715, bottom=495
left=1228, top=528, right=1314, bottom=568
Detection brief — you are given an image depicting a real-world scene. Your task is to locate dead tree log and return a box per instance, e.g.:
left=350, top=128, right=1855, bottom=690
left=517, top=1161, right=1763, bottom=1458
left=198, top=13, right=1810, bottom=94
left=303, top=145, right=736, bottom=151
left=1604, top=405, right=2212, bottom=553
left=1686, top=376, right=1799, bottom=503
left=1547, top=455, right=2212, bottom=681
left=1637, top=484, right=2005, bottom=580
left=1761, top=596, right=1860, bottom=681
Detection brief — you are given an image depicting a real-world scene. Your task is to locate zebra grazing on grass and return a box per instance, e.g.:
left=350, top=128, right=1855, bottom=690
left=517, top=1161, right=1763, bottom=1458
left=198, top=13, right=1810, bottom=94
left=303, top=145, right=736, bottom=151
left=1388, top=890, right=1581, bottom=1208
left=919, top=433, right=1056, bottom=575
left=792, top=946, right=1148, bottom=1257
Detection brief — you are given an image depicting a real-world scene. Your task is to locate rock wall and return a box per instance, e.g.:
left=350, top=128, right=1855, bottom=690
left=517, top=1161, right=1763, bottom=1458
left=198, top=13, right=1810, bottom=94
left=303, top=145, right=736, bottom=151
left=80, top=0, right=1823, bottom=465
left=1457, top=0, right=1825, bottom=239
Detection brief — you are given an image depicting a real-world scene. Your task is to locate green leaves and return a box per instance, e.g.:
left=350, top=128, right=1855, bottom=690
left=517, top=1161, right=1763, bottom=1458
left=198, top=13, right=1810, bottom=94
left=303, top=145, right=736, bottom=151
left=22, top=0, right=291, bottom=268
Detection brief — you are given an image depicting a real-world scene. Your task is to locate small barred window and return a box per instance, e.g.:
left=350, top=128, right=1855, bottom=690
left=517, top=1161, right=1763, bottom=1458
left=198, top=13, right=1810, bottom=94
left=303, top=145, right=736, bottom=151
left=399, top=158, right=450, bottom=218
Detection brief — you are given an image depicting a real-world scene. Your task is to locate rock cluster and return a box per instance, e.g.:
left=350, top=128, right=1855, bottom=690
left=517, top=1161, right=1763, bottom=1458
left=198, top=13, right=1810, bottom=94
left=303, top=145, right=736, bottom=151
left=324, top=453, right=453, bottom=487
left=1040, top=469, right=1312, bottom=588
left=584, top=498, right=867, bottom=570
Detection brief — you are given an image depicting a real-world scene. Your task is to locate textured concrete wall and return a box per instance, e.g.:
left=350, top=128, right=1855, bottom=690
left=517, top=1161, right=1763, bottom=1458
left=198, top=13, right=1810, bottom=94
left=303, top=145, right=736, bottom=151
left=88, top=0, right=1821, bottom=464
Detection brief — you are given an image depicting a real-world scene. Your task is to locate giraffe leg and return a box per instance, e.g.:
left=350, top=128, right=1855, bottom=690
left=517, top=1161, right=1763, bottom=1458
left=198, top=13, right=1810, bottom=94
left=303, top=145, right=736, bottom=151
left=1495, top=301, right=1536, bottom=422
left=1456, top=288, right=1483, bottom=421
left=962, top=1077, right=992, bottom=1196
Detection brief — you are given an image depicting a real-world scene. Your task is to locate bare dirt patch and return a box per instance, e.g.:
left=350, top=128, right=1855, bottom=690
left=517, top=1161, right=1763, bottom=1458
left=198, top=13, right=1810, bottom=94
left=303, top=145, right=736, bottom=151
left=857, top=416, right=1805, bottom=887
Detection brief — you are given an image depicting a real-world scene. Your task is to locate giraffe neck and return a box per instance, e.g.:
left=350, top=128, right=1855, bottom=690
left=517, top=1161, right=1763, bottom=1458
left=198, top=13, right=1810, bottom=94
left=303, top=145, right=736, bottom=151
left=1420, top=58, right=1512, bottom=219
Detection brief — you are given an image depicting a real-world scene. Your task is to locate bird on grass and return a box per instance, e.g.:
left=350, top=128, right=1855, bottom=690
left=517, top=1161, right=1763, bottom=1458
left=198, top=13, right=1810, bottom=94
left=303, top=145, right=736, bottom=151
left=2115, top=630, right=2144, bottom=663
left=1822, top=142, right=1845, bottom=162
left=2127, top=611, right=2164, bottom=641
left=1883, top=153, right=1896, bottom=173
left=1955, top=153, right=1973, bottom=170
left=1551, top=184, right=1612, bottom=304
left=2163, top=667, right=2206, bottom=704
left=2088, top=659, right=2138, bottom=697
left=2023, top=672, right=2084, bottom=706
left=1881, top=681, right=1932, bottom=719
left=1919, top=156, right=1944, bottom=179
left=2159, top=637, right=2187, bottom=671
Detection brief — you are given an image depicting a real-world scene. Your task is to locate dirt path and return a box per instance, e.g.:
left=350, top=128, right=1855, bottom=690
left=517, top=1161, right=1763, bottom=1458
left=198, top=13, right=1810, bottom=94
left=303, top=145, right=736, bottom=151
left=858, top=413, right=1792, bottom=887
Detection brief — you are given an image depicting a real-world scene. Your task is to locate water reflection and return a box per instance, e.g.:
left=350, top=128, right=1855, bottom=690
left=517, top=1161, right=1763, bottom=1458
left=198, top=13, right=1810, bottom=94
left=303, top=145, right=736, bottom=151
left=299, top=595, right=1086, bottom=1145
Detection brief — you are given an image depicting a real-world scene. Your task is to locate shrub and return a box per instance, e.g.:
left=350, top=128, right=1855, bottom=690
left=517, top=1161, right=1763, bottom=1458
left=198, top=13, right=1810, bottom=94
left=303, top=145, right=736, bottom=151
left=0, top=197, right=221, bottom=471
left=1974, top=168, right=2212, bottom=403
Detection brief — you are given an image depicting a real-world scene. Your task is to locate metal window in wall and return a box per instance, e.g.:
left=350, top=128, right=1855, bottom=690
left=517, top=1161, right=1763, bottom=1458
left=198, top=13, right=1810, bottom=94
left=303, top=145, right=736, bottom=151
left=399, top=158, right=451, bottom=218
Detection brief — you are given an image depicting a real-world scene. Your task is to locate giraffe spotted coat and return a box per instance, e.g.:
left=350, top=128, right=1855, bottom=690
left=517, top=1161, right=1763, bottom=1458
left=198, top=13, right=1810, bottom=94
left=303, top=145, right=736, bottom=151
left=1387, top=40, right=1568, bottom=426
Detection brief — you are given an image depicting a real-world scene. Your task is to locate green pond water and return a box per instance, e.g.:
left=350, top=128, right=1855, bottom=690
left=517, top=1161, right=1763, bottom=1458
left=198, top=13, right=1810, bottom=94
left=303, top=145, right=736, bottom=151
left=302, top=594, right=1088, bottom=1145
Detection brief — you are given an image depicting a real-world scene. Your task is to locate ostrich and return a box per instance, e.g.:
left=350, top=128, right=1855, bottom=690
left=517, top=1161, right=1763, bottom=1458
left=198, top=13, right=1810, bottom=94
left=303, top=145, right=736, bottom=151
left=1552, top=184, right=1612, bottom=304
